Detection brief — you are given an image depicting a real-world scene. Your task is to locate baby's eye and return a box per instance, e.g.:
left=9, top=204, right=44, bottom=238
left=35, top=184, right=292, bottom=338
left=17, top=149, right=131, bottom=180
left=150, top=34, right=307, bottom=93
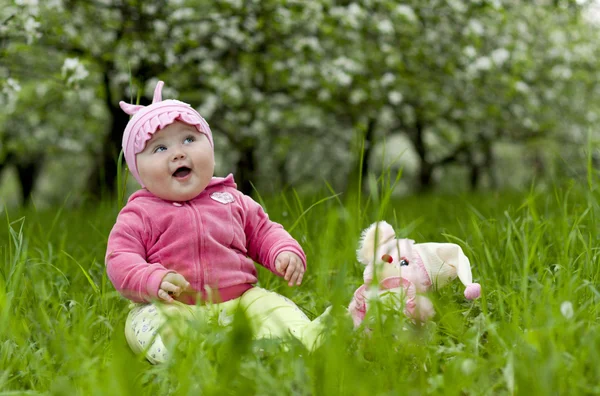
left=153, top=145, right=167, bottom=153
left=381, top=254, right=393, bottom=263
left=183, top=135, right=195, bottom=144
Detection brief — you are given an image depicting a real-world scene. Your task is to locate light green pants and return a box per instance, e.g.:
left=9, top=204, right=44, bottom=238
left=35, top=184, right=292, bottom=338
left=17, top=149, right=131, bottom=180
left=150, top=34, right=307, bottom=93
left=124, top=287, right=330, bottom=364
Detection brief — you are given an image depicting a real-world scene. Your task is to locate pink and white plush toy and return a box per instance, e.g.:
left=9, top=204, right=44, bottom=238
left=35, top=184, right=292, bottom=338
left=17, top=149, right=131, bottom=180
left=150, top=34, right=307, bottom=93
left=348, top=221, right=481, bottom=327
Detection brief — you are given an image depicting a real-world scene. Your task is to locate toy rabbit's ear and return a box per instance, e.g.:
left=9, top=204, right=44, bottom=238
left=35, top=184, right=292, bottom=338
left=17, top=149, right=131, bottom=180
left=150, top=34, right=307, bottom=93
left=357, top=221, right=396, bottom=264
left=119, top=101, right=144, bottom=115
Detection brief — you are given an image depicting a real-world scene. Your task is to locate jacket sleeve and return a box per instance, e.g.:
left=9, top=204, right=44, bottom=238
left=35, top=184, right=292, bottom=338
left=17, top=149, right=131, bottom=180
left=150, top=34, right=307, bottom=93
left=105, top=205, right=173, bottom=303
left=239, top=193, right=306, bottom=275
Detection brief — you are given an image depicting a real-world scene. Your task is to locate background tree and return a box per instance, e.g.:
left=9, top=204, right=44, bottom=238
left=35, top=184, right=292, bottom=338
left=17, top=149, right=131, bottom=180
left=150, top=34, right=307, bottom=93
left=1, top=0, right=599, bottom=206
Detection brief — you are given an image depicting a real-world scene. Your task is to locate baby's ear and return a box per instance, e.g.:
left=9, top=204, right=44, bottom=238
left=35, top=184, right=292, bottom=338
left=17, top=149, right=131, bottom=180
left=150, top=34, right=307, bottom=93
left=357, top=221, right=396, bottom=264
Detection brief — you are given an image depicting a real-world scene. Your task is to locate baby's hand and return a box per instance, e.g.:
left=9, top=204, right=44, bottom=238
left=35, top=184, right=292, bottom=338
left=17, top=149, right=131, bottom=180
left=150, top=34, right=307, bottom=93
left=158, top=272, right=191, bottom=303
left=275, top=252, right=304, bottom=287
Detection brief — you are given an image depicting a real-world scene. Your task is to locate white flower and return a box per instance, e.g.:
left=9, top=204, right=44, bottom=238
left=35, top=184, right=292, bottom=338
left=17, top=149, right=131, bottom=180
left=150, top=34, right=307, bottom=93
left=350, top=89, right=367, bottom=105
left=515, top=81, right=529, bottom=93
left=4, top=78, right=21, bottom=93
left=171, top=7, right=194, bottom=21
left=491, top=48, right=510, bottom=66
left=24, top=17, right=41, bottom=44
left=472, top=56, right=492, bottom=71
left=16, top=0, right=39, bottom=15
left=463, top=46, right=477, bottom=58
left=61, top=58, right=89, bottom=85
left=560, top=301, right=574, bottom=319
left=317, top=89, right=331, bottom=102
left=377, top=19, right=394, bottom=34
left=388, top=91, right=403, bottom=105
left=395, top=5, right=418, bottom=23
left=153, top=20, right=168, bottom=35
left=16, top=0, right=39, bottom=5
left=551, top=65, right=573, bottom=79
left=467, top=19, right=484, bottom=36
left=381, top=73, right=395, bottom=87
left=333, top=70, right=352, bottom=87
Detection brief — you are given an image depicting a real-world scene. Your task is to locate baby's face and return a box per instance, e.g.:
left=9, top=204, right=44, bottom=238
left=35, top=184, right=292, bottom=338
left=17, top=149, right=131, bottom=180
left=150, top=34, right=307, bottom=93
left=136, top=121, right=214, bottom=202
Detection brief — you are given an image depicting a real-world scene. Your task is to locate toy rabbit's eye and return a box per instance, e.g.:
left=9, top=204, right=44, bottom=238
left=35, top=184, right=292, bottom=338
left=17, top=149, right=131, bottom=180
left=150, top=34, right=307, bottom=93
left=399, top=257, right=409, bottom=266
left=381, top=254, right=393, bottom=263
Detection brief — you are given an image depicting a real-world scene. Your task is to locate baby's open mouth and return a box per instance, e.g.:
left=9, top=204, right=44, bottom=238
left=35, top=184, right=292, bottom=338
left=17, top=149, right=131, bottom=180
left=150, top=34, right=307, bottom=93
left=172, top=167, right=191, bottom=178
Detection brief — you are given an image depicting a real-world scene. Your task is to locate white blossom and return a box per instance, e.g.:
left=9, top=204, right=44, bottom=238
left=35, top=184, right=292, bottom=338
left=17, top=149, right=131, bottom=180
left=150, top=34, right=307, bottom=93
left=381, top=73, right=395, bottom=87
left=551, top=65, right=573, bottom=79
left=318, top=89, right=331, bottom=102
left=153, top=20, right=168, bottom=35
left=212, top=36, right=228, bottom=49
left=44, top=0, right=62, bottom=9
left=394, top=5, right=418, bottom=23
left=560, top=301, right=574, bottom=320
left=550, top=30, right=567, bottom=46
left=350, top=89, right=367, bottom=105
left=294, top=37, right=322, bottom=53
left=467, top=19, right=484, bottom=36
left=515, top=81, right=529, bottom=93
left=333, top=56, right=362, bottom=73
left=448, top=0, right=467, bottom=12
left=171, top=7, right=194, bottom=21
left=333, top=70, right=352, bottom=87
left=388, top=91, right=403, bottom=105
left=471, top=56, right=492, bottom=72
left=377, top=19, right=394, bottom=34
left=24, top=17, right=41, bottom=44
left=1, top=78, right=21, bottom=112
left=491, top=48, right=510, bottom=66
left=226, top=85, right=242, bottom=103
left=4, top=78, right=21, bottom=94
left=197, top=94, right=219, bottom=119
left=463, top=46, right=477, bottom=58
left=15, top=0, right=39, bottom=15
left=61, top=58, right=89, bottom=85
left=267, top=109, right=282, bottom=123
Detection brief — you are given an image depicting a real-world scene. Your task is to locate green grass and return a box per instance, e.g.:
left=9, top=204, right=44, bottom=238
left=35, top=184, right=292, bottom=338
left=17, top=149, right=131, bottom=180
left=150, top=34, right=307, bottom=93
left=1, top=180, right=600, bottom=395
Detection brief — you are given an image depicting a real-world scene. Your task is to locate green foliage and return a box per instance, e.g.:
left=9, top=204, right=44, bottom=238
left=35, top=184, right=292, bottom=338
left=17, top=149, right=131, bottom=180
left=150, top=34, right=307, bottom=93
left=1, top=180, right=600, bottom=394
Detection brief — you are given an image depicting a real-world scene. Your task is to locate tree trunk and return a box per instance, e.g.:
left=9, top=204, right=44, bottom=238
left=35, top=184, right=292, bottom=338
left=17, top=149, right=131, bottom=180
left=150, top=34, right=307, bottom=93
left=469, top=157, right=480, bottom=191
left=15, top=158, right=43, bottom=205
left=88, top=104, right=130, bottom=199
left=412, top=116, right=434, bottom=191
left=360, top=117, right=377, bottom=184
left=236, top=143, right=256, bottom=196
left=88, top=72, right=133, bottom=199
left=483, top=141, right=497, bottom=190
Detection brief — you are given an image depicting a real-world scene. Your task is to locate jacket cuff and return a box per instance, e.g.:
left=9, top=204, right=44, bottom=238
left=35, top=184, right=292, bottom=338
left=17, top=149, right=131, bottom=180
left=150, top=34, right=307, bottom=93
left=268, top=242, right=307, bottom=273
left=146, top=268, right=173, bottom=300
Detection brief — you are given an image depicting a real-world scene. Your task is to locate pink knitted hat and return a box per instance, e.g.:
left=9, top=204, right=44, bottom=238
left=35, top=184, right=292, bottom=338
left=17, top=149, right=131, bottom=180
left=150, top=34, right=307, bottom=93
left=119, top=80, right=213, bottom=187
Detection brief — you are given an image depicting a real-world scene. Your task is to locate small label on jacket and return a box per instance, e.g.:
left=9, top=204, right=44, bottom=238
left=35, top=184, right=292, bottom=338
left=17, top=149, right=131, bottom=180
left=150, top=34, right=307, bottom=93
left=210, top=192, right=235, bottom=204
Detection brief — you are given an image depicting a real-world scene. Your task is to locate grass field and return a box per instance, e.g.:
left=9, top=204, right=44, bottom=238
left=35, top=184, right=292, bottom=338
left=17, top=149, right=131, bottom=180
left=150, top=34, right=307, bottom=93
left=1, top=178, right=599, bottom=395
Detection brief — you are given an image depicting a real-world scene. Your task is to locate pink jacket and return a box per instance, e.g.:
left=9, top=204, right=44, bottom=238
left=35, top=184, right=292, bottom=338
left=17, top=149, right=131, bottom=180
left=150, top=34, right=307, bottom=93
left=105, top=174, right=306, bottom=304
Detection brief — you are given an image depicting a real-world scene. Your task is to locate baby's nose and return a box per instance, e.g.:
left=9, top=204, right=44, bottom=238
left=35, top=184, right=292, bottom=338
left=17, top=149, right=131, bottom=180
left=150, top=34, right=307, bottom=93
left=172, top=151, right=186, bottom=160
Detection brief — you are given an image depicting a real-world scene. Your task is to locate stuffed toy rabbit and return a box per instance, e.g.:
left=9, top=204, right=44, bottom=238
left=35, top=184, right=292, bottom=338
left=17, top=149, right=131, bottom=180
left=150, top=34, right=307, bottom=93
left=348, top=221, right=481, bottom=327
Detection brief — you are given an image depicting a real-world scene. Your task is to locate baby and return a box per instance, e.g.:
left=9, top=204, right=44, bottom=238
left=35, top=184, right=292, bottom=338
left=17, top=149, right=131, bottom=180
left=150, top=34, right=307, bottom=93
left=106, top=81, right=328, bottom=364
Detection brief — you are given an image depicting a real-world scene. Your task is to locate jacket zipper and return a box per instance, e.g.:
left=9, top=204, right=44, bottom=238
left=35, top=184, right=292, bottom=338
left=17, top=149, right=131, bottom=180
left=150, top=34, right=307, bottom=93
left=189, top=201, right=206, bottom=292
